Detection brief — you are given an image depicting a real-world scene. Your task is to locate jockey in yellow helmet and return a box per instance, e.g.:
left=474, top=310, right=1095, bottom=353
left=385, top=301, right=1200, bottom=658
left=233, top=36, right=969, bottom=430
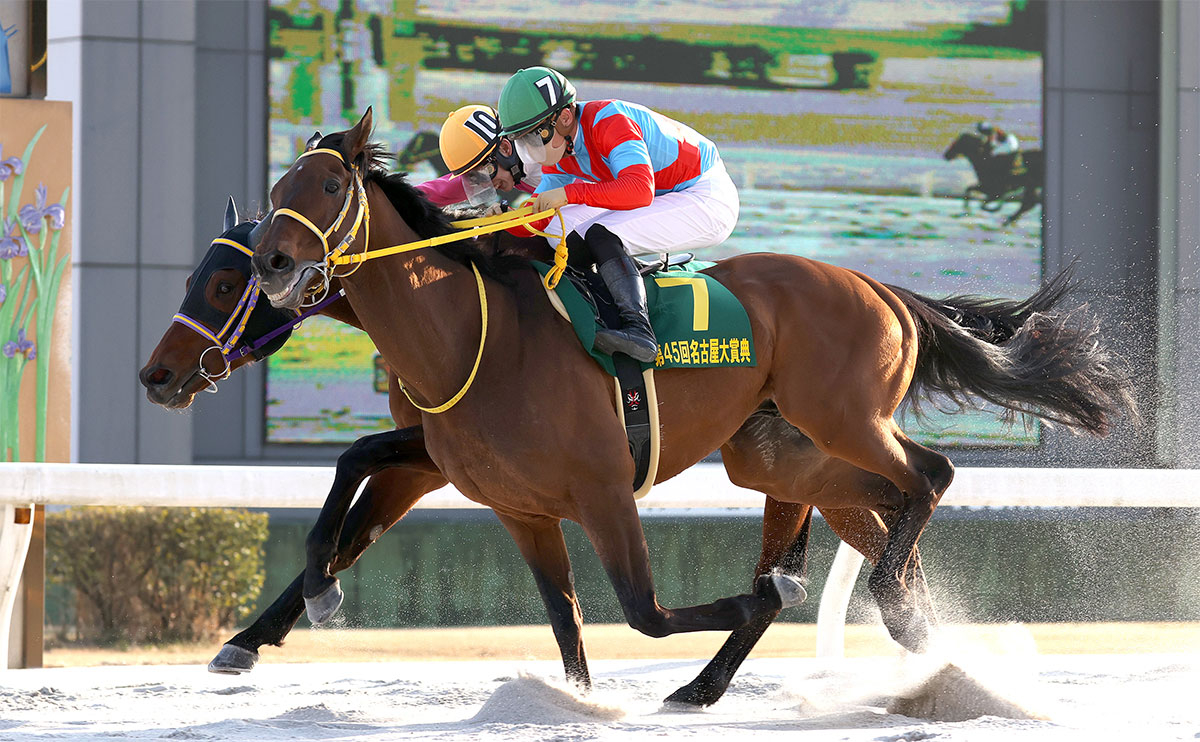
left=415, top=104, right=541, bottom=209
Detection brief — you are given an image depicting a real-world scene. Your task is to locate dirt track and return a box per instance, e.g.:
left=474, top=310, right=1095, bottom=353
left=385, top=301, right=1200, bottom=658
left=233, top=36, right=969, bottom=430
left=42, top=621, right=1200, bottom=668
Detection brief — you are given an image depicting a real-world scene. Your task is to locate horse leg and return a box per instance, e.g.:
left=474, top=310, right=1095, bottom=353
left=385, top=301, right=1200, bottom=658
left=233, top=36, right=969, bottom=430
left=667, top=416, right=906, bottom=706
left=301, top=426, right=441, bottom=623
left=961, top=186, right=983, bottom=215
left=1003, top=186, right=1038, bottom=226
left=835, top=427, right=952, bottom=652
left=211, top=460, right=446, bottom=673
left=575, top=484, right=800, bottom=639
left=664, top=495, right=812, bottom=706
left=494, top=512, right=590, bottom=688
left=771, top=351, right=954, bottom=653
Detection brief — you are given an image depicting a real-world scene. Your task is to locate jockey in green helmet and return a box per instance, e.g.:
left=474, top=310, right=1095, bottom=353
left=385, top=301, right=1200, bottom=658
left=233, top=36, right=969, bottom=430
left=497, top=66, right=739, bottom=364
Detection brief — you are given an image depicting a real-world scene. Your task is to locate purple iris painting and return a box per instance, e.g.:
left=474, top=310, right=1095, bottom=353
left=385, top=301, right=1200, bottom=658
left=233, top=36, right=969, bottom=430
left=0, top=218, right=29, bottom=259
left=0, top=144, right=23, bottom=181
left=3, top=328, right=35, bottom=360
left=18, top=184, right=66, bottom=234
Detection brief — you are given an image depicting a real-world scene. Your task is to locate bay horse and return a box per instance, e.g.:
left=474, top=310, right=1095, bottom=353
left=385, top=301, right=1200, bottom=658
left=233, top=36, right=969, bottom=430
left=943, top=131, right=1044, bottom=226
left=140, top=195, right=928, bottom=705
left=248, top=109, right=1133, bottom=700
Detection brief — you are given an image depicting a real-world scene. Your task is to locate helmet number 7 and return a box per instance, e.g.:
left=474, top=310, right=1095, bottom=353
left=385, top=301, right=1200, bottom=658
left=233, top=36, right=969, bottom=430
left=535, top=75, right=559, bottom=107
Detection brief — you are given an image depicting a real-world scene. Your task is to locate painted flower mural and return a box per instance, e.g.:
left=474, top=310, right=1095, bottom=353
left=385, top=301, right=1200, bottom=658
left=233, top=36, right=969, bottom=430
left=0, top=125, right=71, bottom=461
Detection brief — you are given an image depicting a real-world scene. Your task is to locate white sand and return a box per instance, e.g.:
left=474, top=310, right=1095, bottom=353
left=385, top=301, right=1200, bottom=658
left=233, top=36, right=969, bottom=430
left=1, top=654, right=1197, bottom=741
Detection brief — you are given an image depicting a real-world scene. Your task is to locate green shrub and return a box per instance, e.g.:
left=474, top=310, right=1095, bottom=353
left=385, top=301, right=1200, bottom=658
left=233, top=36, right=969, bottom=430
left=46, top=507, right=269, bottom=645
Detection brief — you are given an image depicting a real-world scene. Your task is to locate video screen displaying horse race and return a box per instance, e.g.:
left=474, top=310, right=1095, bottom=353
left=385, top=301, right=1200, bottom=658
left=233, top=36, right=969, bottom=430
left=263, top=0, right=1044, bottom=446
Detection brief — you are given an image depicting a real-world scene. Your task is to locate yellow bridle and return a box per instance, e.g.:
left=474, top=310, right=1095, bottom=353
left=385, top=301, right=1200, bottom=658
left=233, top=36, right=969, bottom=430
left=269, top=146, right=570, bottom=413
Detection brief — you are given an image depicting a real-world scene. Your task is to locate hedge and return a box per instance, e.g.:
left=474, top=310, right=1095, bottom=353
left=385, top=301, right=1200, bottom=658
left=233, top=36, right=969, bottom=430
left=46, top=507, right=269, bottom=645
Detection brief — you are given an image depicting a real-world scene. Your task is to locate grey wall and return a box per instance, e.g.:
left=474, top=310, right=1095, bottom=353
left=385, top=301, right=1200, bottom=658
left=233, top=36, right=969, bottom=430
left=46, top=0, right=267, bottom=464
left=49, top=0, right=1193, bottom=468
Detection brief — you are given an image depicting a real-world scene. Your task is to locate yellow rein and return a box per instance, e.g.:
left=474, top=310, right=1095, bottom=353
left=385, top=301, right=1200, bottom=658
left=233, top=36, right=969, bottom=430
left=399, top=261, right=489, bottom=413
left=278, top=146, right=570, bottom=413
left=332, top=204, right=570, bottom=292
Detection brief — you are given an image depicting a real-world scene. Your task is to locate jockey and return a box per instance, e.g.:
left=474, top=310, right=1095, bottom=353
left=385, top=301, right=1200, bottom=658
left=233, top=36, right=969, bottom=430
left=415, top=104, right=541, bottom=209
left=497, top=66, right=739, bottom=364
left=975, top=121, right=1020, bottom=158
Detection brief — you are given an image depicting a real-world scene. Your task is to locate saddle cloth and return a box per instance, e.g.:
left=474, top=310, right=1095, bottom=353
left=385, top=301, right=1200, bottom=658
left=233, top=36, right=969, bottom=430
left=533, top=260, right=757, bottom=377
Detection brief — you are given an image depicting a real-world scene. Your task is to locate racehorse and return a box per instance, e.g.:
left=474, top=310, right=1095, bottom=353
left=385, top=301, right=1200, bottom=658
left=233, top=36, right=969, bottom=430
left=140, top=196, right=924, bottom=705
left=248, top=109, right=1133, bottom=701
left=943, top=131, right=1044, bottom=226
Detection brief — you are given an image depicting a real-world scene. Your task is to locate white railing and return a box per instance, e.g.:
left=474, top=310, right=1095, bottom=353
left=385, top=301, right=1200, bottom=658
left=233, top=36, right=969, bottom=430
left=4, top=462, right=1199, bottom=667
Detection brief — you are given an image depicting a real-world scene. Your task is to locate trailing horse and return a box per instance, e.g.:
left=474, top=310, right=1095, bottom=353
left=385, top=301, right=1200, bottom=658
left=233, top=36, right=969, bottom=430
left=943, top=131, right=1044, bottom=226
left=247, top=109, right=1133, bottom=702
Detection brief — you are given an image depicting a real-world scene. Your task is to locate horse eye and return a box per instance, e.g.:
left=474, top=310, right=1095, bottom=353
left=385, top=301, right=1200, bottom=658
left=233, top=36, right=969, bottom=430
left=217, top=281, right=234, bottom=296
left=324, top=180, right=339, bottom=194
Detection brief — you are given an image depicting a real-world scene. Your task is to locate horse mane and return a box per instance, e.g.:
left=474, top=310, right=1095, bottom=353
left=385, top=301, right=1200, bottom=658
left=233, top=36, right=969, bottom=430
left=316, top=133, right=522, bottom=282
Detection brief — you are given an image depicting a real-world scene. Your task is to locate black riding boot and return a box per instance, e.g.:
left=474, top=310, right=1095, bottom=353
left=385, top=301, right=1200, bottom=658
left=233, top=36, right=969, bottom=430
left=593, top=253, right=658, bottom=362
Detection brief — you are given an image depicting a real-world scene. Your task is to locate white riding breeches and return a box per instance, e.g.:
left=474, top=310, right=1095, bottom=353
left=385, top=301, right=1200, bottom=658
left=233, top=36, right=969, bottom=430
left=540, top=161, right=740, bottom=256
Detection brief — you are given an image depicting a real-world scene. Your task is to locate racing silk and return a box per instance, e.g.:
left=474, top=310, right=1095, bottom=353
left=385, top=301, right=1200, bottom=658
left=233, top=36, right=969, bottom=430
left=989, top=131, right=1020, bottom=157
left=537, top=100, right=722, bottom=210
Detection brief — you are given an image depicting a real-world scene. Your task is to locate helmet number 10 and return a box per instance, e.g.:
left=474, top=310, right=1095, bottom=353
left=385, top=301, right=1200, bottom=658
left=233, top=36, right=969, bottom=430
left=463, top=109, right=500, bottom=142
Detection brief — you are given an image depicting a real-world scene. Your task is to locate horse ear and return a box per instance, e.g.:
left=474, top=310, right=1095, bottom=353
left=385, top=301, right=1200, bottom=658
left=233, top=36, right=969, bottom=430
left=341, top=107, right=373, bottom=164
left=305, top=131, right=323, bottom=152
left=223, top=196, right=239, bottom=232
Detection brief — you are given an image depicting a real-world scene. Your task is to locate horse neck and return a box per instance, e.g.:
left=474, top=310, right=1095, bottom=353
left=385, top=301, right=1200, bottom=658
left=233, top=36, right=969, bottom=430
left=962, top=142, right=989, bottom=176
left=340, top=182, right=489, bottom=407
left=316, top=280, right=363, bottom=330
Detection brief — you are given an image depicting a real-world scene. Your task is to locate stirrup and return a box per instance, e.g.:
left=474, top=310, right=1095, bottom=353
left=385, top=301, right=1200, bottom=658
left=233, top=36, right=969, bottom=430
left=594, top=326, right=657, bottom=363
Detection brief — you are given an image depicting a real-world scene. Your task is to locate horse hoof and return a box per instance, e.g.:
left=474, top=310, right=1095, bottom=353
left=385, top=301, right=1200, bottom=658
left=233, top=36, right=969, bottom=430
left=770, top=573, right=808, bottom=609
left=895, top=612, right=932, bottom=653
left=208, top=644, right=259, bottom=674
left=663, top=682, right=722, bottom=709
left=305, top=579, right=344, bottom=625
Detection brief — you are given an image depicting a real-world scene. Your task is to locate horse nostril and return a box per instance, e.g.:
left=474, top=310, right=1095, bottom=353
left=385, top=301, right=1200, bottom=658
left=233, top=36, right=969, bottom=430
left=267, top=251, right=293, bottom=272
left=139, top=365, right=173, bottom=389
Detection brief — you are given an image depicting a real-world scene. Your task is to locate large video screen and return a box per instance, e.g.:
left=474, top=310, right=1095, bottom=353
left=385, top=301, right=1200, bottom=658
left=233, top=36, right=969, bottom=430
left=265, top=0, right=1044, bottom=446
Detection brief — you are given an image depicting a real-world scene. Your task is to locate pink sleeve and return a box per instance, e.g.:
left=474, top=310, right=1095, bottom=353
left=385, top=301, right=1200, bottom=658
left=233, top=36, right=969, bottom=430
left=516, top=181, right=537, bottom=195
left=415, top=173, right=467, bottom=207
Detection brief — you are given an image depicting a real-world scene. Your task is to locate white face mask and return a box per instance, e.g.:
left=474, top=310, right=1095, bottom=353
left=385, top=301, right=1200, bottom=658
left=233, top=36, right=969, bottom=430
left=514, top=130, right=548, bottom=166
left=461, top=168, right=499, bottom=207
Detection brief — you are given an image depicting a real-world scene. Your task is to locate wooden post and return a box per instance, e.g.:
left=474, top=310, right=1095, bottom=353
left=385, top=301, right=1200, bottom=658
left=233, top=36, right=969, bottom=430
left=21, top=506, right=45, bottom=668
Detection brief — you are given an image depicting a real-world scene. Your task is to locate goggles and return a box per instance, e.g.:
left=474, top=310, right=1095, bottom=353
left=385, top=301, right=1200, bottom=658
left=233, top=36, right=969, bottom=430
left=461, top=168, right=500, bottom=207
left=513, top=113, right=559, bottom=166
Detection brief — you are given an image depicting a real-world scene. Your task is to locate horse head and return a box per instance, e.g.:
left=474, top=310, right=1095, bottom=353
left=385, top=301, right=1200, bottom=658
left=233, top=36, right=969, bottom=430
left=252, top=109, right=375, bottom=310
left=943, top=131, right=984, bottom=162
left=139, top=205, right=301, bottom=408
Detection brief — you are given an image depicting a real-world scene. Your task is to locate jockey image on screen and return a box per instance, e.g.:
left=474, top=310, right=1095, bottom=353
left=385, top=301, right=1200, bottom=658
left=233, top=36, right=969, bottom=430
left=415, top=104, right=542, bottom=210
left=975, top=120, right=1025, bottom=176
left=497, top=66, right=739, bottom=363
left=976, top=121, right=1019, bottom=156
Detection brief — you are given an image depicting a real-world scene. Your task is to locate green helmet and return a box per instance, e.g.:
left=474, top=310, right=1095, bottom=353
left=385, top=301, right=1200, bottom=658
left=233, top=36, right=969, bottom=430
left=497, top=67, right=577, bottom=136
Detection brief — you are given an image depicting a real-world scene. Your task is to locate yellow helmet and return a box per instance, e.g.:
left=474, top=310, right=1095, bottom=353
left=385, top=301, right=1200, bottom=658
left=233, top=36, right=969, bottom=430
left=439, top=105, right=502, bottom=176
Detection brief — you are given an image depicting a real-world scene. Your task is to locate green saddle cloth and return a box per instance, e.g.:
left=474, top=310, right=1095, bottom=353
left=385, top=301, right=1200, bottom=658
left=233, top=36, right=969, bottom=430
left=534, top=260, right=757, bottom=377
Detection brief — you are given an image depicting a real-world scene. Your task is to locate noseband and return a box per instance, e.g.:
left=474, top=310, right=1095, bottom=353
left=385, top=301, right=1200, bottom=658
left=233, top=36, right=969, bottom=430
left=263, top=147, right=370, bottom=305
left=171, top=237, right=271, bottom=391
left=170, top=232, right=341, bottom=394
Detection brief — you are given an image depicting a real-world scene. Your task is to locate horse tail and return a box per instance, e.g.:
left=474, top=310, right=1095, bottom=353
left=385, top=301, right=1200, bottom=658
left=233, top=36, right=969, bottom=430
left=885, top=269, right=1138, bottom=436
